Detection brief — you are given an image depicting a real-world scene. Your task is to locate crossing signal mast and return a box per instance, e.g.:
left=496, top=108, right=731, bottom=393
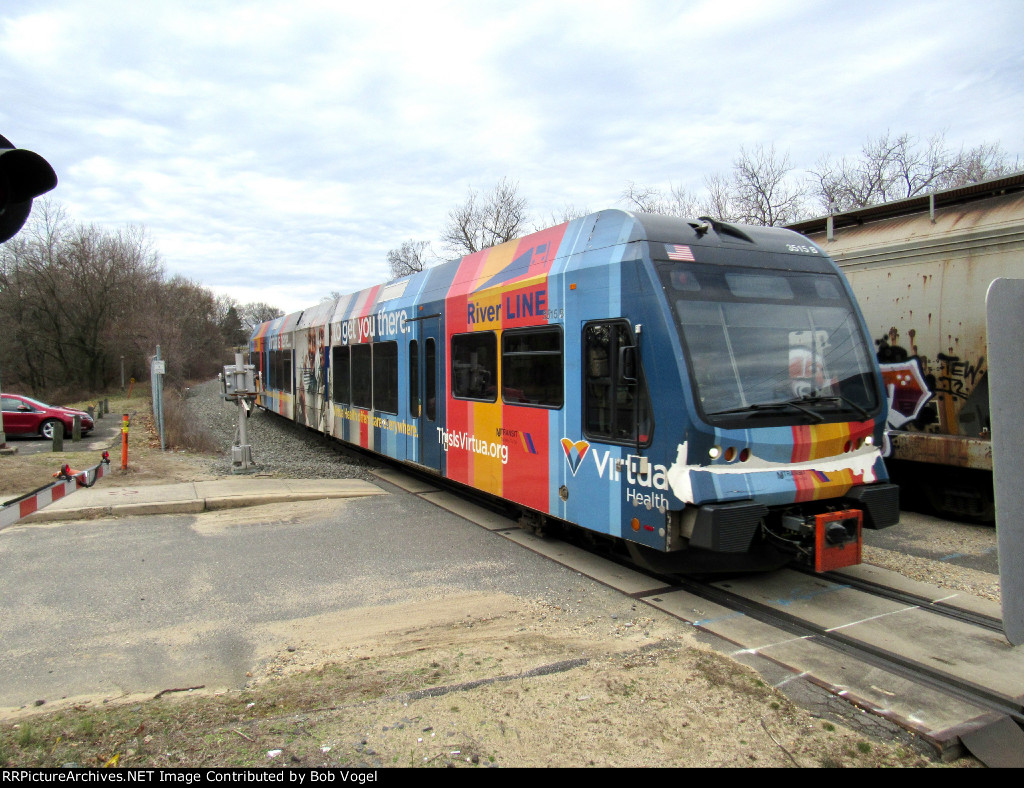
left=221, top=351, right=258, bottom=473
left=0, top=134, right=58, bottom=243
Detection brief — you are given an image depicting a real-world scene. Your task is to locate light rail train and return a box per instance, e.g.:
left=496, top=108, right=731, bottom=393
left=251, top=210, right=899, bottom=573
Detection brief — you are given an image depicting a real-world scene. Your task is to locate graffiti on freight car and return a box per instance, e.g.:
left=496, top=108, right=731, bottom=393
left=876, top=330, right=937, bottom=430
left=879, top=361, right=931, bottom=429
left=935, top=353, right=985, bottom=402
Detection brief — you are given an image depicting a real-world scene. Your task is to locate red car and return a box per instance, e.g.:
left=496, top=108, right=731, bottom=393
left=1, top=393, right=95, bottom=439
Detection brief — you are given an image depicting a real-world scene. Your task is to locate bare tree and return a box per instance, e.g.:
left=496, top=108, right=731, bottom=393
left=0, top=199, right=240, bottom=393
left=620, top=146, right=804, bottom=226
left=808, top=131, right=1017, bottom=213
left=730, top=144, right=805, bottom=226
left=543, top=202, right=591, bottom=226
left=387, top=239, right=434, bottom=279
left=621, top=182, right=702, bottom=217
left=239, top=302, right=284, bottom=335
left=621, top=181, right=667, bottom=213
left=0, top=209, right=166, bottom=391
left=441, top=178, right=530, bottom=256
left=621, top=131, right=1017, bottom=227
left=943, top=140, right=1018, bottom=188
left=134, top=275, right=225, bottom=383
left=701, top=172, right=739, bottom=222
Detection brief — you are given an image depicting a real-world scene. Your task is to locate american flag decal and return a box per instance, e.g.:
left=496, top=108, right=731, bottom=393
left=667, top=244, right=695, bottom=261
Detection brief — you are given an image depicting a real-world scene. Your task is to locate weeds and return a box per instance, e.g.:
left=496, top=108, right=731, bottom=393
left=161, top=390, right=220, bottom=453
left=16, top=724, right=34, bottom=748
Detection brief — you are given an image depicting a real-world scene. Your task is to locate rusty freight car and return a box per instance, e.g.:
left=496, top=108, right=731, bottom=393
left=787, top=172, right=1024, bottom=521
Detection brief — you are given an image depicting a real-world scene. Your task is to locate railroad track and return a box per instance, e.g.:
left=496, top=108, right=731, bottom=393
left=647, top=570, right=1023, bottom=738
left=322, top=443, right=1024, bottom=767
left=804, top=566, right=1004, bottom=633
left=614, top=561, right=1023, bottom=768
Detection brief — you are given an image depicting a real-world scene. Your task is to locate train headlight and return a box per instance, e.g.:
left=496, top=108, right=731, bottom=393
left=708, top=446, right=722, bottom=460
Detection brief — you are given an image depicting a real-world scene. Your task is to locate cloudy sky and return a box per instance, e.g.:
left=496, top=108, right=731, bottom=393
left=2, top=0, right=1022, bottom=314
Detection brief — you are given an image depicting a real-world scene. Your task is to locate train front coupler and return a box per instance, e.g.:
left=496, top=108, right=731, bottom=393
left=781, top=508, right=863, bottom=572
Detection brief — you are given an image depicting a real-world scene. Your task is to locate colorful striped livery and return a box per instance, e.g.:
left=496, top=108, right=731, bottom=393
left=251, top=210, right=898, bottom=573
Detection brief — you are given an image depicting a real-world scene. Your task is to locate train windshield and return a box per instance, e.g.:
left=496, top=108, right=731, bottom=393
left=660, top=262, right=880, bottom=425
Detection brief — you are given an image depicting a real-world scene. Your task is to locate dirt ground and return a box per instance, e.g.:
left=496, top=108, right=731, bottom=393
left=233, top=590, right=947, bottom=768
left=0, top=590, right=949, bottom=768
left=0, top=568, right=951, bottom=768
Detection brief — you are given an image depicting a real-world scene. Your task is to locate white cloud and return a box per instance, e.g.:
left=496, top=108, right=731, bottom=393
left=2, top=0, right=1021, bottom=313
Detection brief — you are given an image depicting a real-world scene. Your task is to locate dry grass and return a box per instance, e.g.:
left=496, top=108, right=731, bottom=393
left=161, top=389, right=220, bottom=453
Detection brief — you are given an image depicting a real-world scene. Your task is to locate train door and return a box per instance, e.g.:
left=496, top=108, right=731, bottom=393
left=563, top=318, right=655, bottom=542
left=583, top=320, right=652, bottom=446
left=410, top=314, right=443, bottom=472
left=285, top=345, right=296, bottom=421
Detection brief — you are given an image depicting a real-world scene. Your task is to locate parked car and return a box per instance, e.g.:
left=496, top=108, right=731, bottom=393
left=0, top=393, right=95, bottom=439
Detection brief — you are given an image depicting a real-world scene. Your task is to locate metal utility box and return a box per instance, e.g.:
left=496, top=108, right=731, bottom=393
left=223, top=364, right=256, bottom=396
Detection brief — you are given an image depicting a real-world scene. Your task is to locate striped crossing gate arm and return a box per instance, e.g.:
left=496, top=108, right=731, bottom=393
left=0, top=454, right=111, bottom=531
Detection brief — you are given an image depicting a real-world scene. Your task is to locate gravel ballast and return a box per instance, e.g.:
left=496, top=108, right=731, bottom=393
left=185, top=379, right=377, bottom=481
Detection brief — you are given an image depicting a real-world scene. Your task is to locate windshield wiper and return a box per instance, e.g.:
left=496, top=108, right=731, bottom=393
left=706, top=400, right=825, bottom=422
left=791, top=394, right=871, bottom=420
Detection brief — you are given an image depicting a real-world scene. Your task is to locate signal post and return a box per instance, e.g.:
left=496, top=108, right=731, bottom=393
left=0, top=133, right=58, bottom=453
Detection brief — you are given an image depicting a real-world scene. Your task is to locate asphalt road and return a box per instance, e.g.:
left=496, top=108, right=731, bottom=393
left=0, top=483, right=635, bottom=710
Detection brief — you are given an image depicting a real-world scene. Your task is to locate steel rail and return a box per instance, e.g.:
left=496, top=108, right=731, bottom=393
left=653, top=576, right=1024, bottom=727
left=807, top=567, right=1004, bottom=633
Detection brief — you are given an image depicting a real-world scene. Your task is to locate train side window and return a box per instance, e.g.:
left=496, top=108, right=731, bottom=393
left=351, top=344, right=372, bottom=409
left=425, top=338, right=437, bottom=420
left=502, top=327, right=563, bottom=408
left=332, top=346, right=350, bottom=404
left=409, top=339, right=419, bottom=417
left=373, top=341, right=399, bottom=414
left=281, top=350, right=291, bottom=392
left=452, top=332, right=497, bottom=402
left=270, top=350, right=280, bottom=389
left=269, top=349, right=291, bottom=391
left=583, top=321, right=652, bottom=445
